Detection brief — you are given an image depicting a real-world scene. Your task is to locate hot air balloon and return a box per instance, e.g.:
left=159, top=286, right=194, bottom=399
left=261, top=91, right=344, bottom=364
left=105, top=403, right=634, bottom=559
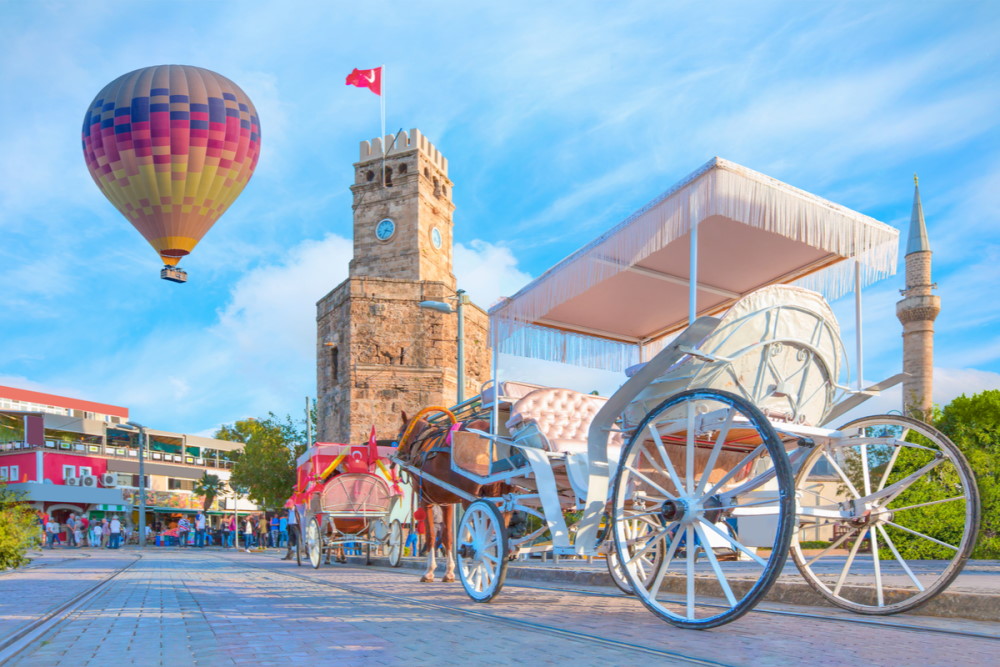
left=82, top=65, right=261, bottom=283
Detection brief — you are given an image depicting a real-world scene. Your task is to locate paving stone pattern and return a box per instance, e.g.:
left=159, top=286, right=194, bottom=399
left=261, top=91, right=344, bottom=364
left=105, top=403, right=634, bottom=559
left=4, top=550, right=998, bottom=666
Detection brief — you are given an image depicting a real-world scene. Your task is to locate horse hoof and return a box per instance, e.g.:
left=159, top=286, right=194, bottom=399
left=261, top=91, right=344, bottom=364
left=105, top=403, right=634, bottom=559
left=420, top=575, right=435, bottom=583
left=442, top=574, right=456, bottom=583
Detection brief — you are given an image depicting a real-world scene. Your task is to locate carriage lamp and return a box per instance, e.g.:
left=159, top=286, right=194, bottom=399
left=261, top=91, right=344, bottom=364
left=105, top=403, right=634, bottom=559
left=419, top=289, right=468, bottom=404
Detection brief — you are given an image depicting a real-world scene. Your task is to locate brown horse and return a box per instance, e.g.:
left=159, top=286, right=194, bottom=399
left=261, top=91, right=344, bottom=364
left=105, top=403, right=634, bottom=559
left=397, top=407, right=507, bottom=583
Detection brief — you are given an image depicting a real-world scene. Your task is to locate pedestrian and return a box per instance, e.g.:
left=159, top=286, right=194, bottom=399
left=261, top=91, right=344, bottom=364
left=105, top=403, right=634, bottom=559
left=278, top=512, right=289, bottom=549
left=244, top=516, right=254, bottom=553
left=80, top=515, right=90, bottom=547
left=258, top=513, right=269, bottom=550
left=195, top=511, right=206, bottom=548
left=270, top=514, right=280, bottom=547
left=177, top=516, right=191, bottom=547
left=65, top=513, right=77, bottom=548
left=405, top=522, right=418, bottom=557
left=144, top=523, right=152, bottom=546
left=100, top=518, right=110, bottom=547
left=282, top=508, right=298, bottom=560
left=414, top=507, right=428, bottom=555
left=108, top=515, right=122, bottom=549
left=45, top=516, right=60, bottom=549
left=72, top=515, right=83, bottom=548
left=92, top=522, right=103, bottom=548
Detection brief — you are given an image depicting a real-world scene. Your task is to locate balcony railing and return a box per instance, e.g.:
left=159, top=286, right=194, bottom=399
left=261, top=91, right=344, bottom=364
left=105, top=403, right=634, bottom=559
left=0, top=441, right=235, bottom=469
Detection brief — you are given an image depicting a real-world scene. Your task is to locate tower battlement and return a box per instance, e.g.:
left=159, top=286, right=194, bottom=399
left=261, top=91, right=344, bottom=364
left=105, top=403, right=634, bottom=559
left=358, top=128, right=448, bottom=175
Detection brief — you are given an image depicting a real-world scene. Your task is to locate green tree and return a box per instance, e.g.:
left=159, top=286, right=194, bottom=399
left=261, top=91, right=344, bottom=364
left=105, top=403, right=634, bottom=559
left=0, top=487, right=42, bottom=570
left=216, top=413, right=310, bottom=511
left=936, top=390, right=1000, bottom=559
left=192, top=472, right=227, bottom=512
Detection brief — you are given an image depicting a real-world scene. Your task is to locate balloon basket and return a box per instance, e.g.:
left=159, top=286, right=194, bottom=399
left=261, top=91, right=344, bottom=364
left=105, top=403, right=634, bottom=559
left=161, top=266, right=188, bottom=283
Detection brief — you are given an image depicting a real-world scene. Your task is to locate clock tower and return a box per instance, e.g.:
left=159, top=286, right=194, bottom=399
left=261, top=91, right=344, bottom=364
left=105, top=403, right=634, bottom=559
left=316, top=129, right=491, bottom=444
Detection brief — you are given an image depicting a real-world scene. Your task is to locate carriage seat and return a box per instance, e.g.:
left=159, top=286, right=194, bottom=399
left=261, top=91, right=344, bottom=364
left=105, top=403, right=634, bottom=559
left=506, top=387, right=624, bottom=457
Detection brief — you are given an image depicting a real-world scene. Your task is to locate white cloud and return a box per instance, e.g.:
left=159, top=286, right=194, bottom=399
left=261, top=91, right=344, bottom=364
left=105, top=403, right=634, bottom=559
left=454, top=240, right=532, bottom=309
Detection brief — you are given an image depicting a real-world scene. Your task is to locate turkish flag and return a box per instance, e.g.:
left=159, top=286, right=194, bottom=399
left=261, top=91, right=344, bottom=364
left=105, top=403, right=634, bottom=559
left=367, top=425, right=379, bottom=469
left=346, top=67, right=382, bottom=95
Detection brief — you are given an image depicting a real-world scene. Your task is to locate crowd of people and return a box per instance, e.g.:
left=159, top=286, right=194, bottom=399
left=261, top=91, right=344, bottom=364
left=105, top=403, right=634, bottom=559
left=37, top=510, right=129, bottom=549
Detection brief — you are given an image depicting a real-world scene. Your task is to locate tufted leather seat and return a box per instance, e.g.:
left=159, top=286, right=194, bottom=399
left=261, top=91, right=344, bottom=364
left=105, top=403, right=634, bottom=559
left=506, top=388, right=624, bottom=457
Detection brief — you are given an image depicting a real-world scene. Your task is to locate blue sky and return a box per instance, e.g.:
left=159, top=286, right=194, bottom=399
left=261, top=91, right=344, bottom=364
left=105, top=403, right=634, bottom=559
left=2, top=1, right=998, bottom=434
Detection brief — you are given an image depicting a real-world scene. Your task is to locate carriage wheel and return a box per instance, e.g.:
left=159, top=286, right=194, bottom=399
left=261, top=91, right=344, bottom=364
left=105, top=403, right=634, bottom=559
left=306, top=517, right=323, bottom=570
left=387, top=519, right=403, bottom=567
left=457, top=500, right=509, bottom=603
left=792, top=414, right=980, bottom=615
left=605, top=516, right=665, bottom=595
left=612, top=389, right=795, bottom=629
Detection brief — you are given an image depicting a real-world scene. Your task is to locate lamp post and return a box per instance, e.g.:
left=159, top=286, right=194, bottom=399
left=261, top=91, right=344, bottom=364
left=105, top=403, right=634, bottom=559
left=419, top=288, right=468, bottom=404
left=124, top=421, right=148, bottom=550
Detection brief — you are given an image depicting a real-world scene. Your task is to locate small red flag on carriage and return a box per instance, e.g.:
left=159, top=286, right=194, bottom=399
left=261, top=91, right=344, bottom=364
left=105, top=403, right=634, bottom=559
left=346, top=67, right=382, bottom=95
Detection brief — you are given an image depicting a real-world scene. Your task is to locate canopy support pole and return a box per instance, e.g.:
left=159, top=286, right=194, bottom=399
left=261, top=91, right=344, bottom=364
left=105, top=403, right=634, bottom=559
left=689, top=219, right=698, bottom=326
left=854, top=260, right=864, bottom=390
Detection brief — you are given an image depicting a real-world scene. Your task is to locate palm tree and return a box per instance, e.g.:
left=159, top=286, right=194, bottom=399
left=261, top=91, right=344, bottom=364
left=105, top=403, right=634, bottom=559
left=192, top=472, right=227, bottom=512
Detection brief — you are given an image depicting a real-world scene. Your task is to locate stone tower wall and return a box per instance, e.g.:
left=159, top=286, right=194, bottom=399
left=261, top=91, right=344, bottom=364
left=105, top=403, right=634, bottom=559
left=316, top=130, right=492, bottom=444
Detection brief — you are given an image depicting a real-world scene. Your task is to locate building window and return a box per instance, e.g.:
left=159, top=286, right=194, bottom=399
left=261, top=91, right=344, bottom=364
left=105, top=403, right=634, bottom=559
left=79, top=466, right=92, bottom=477
left=331, top=346, right=339, bottom=383
left=0, top=467, right=7, bottom=482
left=9, top=465, right=18, bottom=481
left=168, top=478, right=194, bottom=491
left=127, top=474, right=149, bottom=488
left=62, top=465, right=76, bottom=481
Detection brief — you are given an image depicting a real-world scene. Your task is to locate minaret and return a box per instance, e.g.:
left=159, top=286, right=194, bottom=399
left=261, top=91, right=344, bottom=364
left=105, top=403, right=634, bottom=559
left=895, top=175, right=940, bottom=418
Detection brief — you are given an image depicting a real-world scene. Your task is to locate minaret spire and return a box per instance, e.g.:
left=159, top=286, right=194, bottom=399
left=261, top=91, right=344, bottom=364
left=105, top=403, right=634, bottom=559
left=895, top=175, right=940, bottom=418
left=907, top=174, right=930, bottom=254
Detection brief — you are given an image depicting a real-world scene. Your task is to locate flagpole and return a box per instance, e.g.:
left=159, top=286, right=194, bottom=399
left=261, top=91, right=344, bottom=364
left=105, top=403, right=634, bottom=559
left=381, top=64, right=386, bottom=186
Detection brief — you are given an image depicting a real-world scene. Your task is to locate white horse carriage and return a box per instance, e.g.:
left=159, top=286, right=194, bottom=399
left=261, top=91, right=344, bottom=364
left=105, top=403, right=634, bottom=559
left=393, top=158, right=980, bottom=629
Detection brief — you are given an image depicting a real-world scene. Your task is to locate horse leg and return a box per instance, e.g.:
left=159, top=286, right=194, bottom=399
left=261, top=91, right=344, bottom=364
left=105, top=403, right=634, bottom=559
left=442, top=504, right=456, bottom=583
left=420, top=504, right=436, bottom=582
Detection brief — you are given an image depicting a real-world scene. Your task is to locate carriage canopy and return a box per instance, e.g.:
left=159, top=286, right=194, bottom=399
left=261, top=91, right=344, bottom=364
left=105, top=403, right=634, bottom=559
left=489, top=157, right=899, bottom=372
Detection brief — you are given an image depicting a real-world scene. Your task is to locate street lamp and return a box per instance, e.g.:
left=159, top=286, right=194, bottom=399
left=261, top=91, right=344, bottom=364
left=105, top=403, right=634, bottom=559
left=419, top=288, right=468, bottom=404
left=121, top=421, right=148, bottom=550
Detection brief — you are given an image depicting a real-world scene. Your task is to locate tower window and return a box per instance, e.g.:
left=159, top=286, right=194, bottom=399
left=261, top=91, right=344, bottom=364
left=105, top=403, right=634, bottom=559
left=424, top=167, right=430, bottom=178
left=433, top=177, right=440, bottom=198
left=366, top=170, right=374, bottom=182
left=330, top=346, right=339, bottom=383
left=385, top=167, right=393, bottom=187
left=398, top=163, right=407, bottom=174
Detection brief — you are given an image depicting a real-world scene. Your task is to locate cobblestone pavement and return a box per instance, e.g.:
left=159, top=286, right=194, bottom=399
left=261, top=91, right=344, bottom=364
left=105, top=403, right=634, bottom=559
left=0, top=549, right=137, bottom=641
left=3, top=549, right=998, bottom=666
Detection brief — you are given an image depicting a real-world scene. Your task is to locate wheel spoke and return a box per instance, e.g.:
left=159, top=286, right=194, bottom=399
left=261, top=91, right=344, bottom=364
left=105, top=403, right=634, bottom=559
left=625, top=462, right=676, bottom=500
left=647, top=424, right=685, bottom=495
left=876, top=438, right=904, bottom=492
left=867, top=457, right=948, bottom=507
left=884, top=520, right=960, bottom=551
left=705, top=444, right=766, bottom=497
left=699, top=519, right=766, bottom=567
left=823, top=450, right=862, bottom=499
left=685, top=525, right=695, bottom=618
left=870, top=528, right=884, bottom=607
left=833, top=528, right=866, bottom=596
left=685, top=403, right=696, bottom=494
left=860, top=444, right=873, bottom=496
left=696, top=409, right=735, bottom=496
left=625, top=525, right=674, bottom=568
left=804, top=526, right=858, bottom=567
left=694, top=523, right=737, bottom=607
left=877, top=524, right=925, bottom=592
left=878, top=496, right=966, bottom=514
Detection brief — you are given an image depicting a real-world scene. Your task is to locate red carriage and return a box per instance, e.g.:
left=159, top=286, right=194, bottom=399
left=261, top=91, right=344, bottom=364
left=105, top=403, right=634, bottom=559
left=289, top=432, right=405, bottom=568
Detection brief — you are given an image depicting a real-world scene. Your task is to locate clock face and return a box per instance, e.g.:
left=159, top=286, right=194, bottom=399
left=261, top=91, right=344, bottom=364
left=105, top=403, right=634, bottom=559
left=375, top=218, right=395, bottom=241
left=431, top=227, right=443, bottom=249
